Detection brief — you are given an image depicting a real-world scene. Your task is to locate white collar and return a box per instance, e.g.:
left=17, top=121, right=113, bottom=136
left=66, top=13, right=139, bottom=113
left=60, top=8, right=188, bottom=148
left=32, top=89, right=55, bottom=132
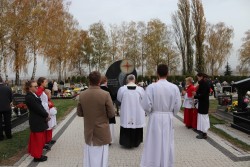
left=32, top=92, right=38, bottom=98
left=127, top=82, right=137, bottom=86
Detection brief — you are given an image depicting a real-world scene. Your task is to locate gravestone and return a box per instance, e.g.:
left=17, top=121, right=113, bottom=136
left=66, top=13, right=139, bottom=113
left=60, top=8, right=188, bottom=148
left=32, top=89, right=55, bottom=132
left=222, top=86, right=232, bottom=93
left=106, top=59, right=137, bottom=99
left=231, top=78, right=250, bottom=134
left=13, top=93, right=28, bottom=116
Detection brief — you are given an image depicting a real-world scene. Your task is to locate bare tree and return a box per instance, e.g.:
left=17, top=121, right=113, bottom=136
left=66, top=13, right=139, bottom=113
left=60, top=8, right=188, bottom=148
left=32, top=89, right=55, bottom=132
left=192, top=0, right=206, bottom=73
left=204, top=22, right=234, bottom=76
left=172, top=13, right=186, bottom=75
left=177, top=0, right=194, bottom=75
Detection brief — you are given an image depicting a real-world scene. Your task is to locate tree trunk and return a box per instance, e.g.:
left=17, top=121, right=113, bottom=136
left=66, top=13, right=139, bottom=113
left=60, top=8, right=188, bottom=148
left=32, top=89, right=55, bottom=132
left=58, top=61, right=62, bottom=82
left=3, top=54, right=7, bottom=81
left=14, top=45, right=20, bottom=85
left=141, top=46, right=144, bottom=77
left=0, top=43, right=4, bottom=77
left=78, top=61, right=81, bottom=76
left=182, top=52, right=186, bottom=75
left=31, top=51, right=37, bottom=80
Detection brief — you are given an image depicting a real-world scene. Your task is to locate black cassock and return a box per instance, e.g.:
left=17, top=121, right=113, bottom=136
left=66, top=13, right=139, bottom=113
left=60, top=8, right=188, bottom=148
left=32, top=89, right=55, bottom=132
left=119, top=86, right=143, bottom=148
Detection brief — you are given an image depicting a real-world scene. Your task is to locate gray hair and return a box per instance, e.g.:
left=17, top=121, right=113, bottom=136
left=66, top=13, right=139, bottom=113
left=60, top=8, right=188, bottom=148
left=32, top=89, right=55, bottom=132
left=126, top=74, right=135, bottom=83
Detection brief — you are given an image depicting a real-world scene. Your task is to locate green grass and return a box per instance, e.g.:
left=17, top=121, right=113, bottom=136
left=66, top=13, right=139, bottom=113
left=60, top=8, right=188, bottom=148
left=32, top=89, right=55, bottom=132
left=209, top=99, right=218, bottom=112
left=53, top=99, right=78, bottom=121
left=0, top=99, right=77, bottom=165
left=0, top=129, right=29, bottom=165
left=209, top=114, right=225, bottom=125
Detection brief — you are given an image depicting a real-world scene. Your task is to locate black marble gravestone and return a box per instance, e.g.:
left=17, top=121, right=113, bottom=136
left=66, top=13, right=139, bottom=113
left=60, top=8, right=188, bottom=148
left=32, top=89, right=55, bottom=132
left=105, top=59, right=137, bottom=100
left=13, top=93, right=28, bottom=116
left=231, top=78, right=250, bottom=134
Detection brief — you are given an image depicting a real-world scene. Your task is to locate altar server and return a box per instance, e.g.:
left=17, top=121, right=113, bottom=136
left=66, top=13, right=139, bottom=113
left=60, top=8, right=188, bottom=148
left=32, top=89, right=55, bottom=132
left=44, top=89, right=57, bottom=144
left=117, top=74, right=146, bottom=148
left=183, top=77, right=196, bottom=128
left=140, top=64, right=181, bottom=167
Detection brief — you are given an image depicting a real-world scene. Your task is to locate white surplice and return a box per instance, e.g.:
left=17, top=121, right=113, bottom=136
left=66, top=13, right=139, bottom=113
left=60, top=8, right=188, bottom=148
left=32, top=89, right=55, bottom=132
left=197, top=113, right=210, bottom=133
left=140, top=79, right=181, bottom=167
left=117, top=83, right=146, bottom=128
left=84, top=144, right=109, bottom=167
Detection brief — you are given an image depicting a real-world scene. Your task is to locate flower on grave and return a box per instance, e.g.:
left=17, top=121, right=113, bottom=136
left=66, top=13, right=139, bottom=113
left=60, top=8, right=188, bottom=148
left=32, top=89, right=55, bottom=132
left=226, top=100, right=238, bottom=112
left=222, top=97, right=231, bottom=105
left=232, top=101, right=238, bottom=107
left=244, top=97, right=249, bottom=104
left=15, top=103, right=27, bottom=109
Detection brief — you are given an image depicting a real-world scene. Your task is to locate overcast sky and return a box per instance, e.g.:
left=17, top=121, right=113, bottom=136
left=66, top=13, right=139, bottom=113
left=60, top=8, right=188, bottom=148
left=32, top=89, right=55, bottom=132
left=10, top=0, right=250, bottom=79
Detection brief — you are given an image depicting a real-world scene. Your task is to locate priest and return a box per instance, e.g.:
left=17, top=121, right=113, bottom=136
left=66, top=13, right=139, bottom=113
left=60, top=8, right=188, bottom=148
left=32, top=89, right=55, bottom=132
left=117, top=74, right=146, bottom=148
left=140, top=64, right=181, bottom=167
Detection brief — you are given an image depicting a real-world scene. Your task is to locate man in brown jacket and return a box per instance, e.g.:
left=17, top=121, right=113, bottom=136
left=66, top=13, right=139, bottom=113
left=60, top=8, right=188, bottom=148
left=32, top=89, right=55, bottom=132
left=77, top=71, right=115, bottom=167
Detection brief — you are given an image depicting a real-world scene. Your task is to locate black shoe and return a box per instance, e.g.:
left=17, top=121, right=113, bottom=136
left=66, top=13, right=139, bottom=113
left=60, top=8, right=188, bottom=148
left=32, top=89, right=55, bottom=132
left=196, top=133, right=207, bottom=139
left=203, top=133, right=208, bottom=139
left=196, top=134, right=204, bottom=139
left=43, top=145, right=51, bottom=151
left=34, top=155, right=47, bottom=162
left=50, top=140, right=56, bottom=145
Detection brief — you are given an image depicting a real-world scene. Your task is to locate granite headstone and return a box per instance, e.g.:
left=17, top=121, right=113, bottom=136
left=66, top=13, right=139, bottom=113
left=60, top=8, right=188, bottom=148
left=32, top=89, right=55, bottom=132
left=105, top=59, right=137, bottom=99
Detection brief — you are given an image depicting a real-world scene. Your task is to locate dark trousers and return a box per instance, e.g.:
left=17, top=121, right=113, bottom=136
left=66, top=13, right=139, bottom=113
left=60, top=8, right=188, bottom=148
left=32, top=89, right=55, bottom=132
left=0, top=110, right=12, bottom=139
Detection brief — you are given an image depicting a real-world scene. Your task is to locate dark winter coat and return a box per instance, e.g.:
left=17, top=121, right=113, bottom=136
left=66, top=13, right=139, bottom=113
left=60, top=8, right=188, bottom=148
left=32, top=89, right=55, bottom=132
left=0, top=83, right=13, bottom=112
left=25, top=92, right=49, bottom=132
left=194, top=79, right=210, bottom=114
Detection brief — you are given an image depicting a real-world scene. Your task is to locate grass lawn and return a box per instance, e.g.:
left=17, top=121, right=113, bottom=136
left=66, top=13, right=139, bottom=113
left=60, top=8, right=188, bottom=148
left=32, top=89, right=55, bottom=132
left=209, top=99, right=218, bottom=112
left=0, top=99, right=77, bottom=166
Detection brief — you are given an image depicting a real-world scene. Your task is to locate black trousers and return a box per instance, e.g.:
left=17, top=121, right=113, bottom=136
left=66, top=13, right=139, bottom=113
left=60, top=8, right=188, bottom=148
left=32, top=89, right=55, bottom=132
left=0, top=110, right=12, bottom=139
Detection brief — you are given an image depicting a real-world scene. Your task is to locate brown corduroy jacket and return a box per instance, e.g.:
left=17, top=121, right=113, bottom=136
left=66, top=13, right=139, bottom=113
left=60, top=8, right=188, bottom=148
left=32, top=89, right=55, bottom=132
left=77, top=86, right=115, bottom=146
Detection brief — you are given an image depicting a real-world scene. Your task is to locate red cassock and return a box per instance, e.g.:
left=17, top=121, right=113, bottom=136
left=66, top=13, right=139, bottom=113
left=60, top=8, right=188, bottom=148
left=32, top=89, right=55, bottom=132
left=45, top=130, right=53, bottom=143
left=28, top=131, right=46, bottom=158
left=183, top=84, right=195, bottom=127
left=192, top=108, right=198, bottom=129
left=191, top=86, right=199, bottom=129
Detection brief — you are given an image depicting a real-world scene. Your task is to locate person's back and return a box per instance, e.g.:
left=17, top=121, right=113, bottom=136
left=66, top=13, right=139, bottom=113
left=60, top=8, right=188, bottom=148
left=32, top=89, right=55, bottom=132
left=148, top=80, right=180, bottom=114
left=0, top=83, right=12, bottom=112
left=79, top=87, right=114, bottom=145
left=141, top=64, right=181, bottom=167
left=77, top=71, right=115, bottom=167
left=0, top=77, right=13, bottom=140
left=118, top=85, right=145, bottom=127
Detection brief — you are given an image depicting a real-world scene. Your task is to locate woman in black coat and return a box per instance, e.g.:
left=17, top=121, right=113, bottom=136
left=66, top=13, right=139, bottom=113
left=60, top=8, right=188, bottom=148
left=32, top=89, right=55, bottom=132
left=25, top=80, right=49, bottom=162
left=100, top=76, right=116, bottom=144
left=194, top=73, right=210, bottom=139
